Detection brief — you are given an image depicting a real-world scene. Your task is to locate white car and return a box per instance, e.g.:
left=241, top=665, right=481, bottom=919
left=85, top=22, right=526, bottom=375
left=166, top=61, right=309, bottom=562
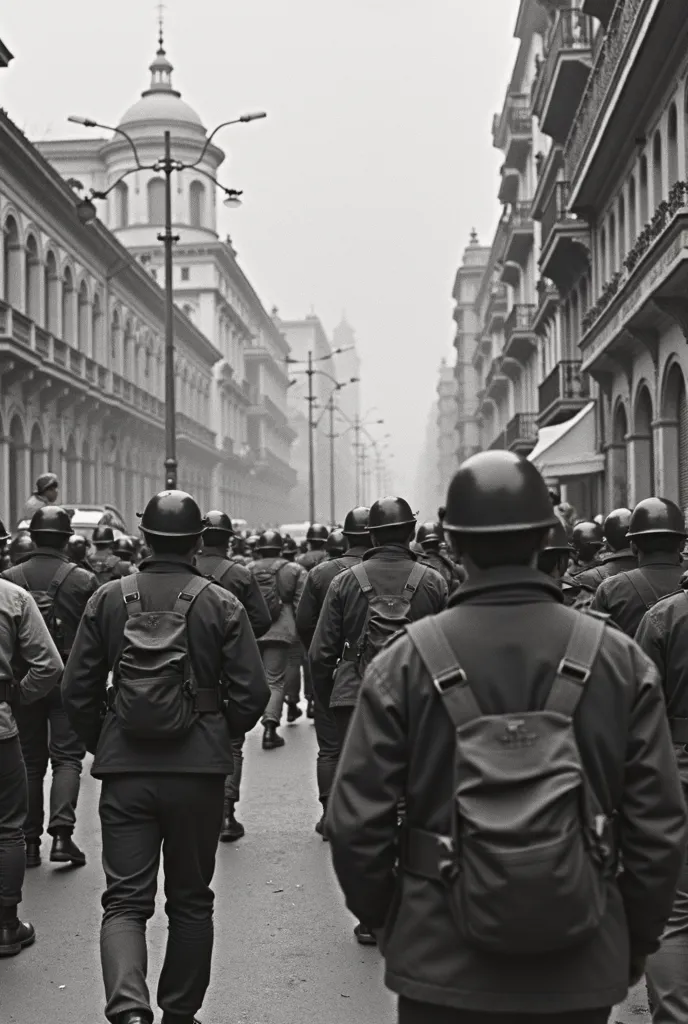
left=279, top=522, right=310, bottom=547
left=17, top=503, right=128, bottom=543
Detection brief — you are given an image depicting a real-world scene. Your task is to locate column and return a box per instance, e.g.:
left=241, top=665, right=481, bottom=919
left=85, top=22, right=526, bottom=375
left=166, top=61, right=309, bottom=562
left=626, top=433, right=653, bottom=505
left=604, top=442, right=629, bottom=510
left=0, top=436, right=11, bottom=527
left=653, top=417, right=679, bottom=503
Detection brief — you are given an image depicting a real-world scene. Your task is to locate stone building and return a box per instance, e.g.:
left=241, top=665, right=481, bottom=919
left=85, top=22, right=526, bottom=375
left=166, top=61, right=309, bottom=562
left=436, top=360, right=458, bottom=500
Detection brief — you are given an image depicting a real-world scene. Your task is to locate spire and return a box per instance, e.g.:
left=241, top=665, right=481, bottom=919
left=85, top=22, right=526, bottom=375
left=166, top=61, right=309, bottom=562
left=142, top=4, right=180, bottom=98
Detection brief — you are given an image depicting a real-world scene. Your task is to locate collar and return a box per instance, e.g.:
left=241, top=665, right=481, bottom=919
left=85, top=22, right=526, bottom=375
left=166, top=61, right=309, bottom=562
left=448, top=565, right=564, bottom=606
left=344, top=545, right=369, bottom=558
left=197, top=547, right=227, bottom=559
left=602, top=547, right=635, bottom=563
left=638, top=551, right=682, bottom=568
left=28, top=549, right=70, bottom=563
left=363, top=543, right=415, bottom=562
left=139, top=553, right=203, bottom=575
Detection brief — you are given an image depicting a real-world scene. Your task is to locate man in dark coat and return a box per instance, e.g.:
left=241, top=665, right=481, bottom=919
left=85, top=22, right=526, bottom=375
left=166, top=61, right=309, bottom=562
left=297, top=523, right=330, bottom=571
left=90, top=526, right=136, bottom=586
left=574, top=508, right=636, bottom=594
left=326, top=451, right=688, bottom=1024
left=416, top=520, right=466, bottom=591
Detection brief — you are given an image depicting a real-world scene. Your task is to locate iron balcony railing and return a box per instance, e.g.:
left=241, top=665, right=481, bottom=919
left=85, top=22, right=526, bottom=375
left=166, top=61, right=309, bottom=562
left=505, top=304, right=536, bottom=339
left=539, top=359, right=589, bottom=413
left=506, top=412, right=539, bottom=449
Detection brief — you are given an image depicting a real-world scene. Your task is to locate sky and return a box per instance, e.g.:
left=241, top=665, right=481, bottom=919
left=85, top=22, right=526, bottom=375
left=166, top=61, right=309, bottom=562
left=0, top=0, right=518, bottom=502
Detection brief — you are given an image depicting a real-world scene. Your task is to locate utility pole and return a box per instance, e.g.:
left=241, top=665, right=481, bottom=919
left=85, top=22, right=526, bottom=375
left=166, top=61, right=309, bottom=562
left=328, top=394, right=336, bottom=525
left=353, top=415, right=361, bottom=505
left=162, top=130, right=179, bottom=490
left=307, top=350, right=316, bottom=524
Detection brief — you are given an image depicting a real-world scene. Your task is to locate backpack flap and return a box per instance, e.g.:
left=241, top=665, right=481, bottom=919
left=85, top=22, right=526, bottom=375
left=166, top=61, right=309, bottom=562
left=15, top=561, right=76, bottom=658
left=350, top=563, right=428, bottom=674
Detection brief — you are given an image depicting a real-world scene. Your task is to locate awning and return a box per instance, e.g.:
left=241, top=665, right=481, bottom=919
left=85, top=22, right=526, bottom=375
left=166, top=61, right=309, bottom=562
left=528, top=401, right=605, bottom=479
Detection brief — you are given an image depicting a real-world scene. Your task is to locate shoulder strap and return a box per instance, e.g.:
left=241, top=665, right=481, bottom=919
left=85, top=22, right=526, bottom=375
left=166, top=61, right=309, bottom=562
left=203, top=555, right=230, bottom=583
left=173, top=575, right=212, bottom=616
left=623, top=571, right=658, bottom=611
left=544, top=613, right=605, bottom=717
left=404, top=562, right=427, bottom=595
left=14, top=566, right=29, bottom=592
left=351, top=562, right=375, bottom=602
left=120, top=572, right=142, bottom=617
left=407, top=616, right=483, bottom=728
left=48, top=561, right=77, bottom=598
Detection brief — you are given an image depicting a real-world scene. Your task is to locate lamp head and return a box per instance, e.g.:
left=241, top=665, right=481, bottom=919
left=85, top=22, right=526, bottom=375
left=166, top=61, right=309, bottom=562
left=76, top=197, right=97, bottom=225
left=223, top=190, right=243, bottom=209
left=239, top=111, right=267, bottom=123
left=68, top=115, right=97, bottom=127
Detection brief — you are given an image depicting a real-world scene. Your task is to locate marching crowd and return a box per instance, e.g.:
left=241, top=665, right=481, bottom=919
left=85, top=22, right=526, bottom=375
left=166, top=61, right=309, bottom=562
left=2, top=450, right=688, bottom=1024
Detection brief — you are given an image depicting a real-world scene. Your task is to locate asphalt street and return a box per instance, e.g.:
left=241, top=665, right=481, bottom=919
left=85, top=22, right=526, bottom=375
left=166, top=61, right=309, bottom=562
left=0, top=703, right=651, bottom=1024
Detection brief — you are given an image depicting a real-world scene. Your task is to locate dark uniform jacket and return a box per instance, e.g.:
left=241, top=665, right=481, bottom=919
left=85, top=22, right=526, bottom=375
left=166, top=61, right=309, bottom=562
left=295, top=546, right=369, bottom=651
left=310, top=544, right=448, bottom=709
left=90, top=548, right=135, bottom=584
left=574, top=547, right=637, bottom=593
left=246, top=556, right=306, bottom=646
left=297, top=549, right=328, bottom=572
left=593, top=552, right=685, bottom=636
left=195, top=551, right=271, bottom=639
left=635, top=585, right=688, bottom=765
left=2, top=550, right=98, bottom=653
left=326, top=567, right=688, bottom=1015
left=419, top=549, right=466, bottom=593
left=61, top=554, right=270, bottom=777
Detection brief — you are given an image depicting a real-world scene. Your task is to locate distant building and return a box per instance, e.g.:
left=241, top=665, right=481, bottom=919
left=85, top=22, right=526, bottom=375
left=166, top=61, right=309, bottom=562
left=436, top=360, right=457, bottom=501
left=452, top=230, right=490, bottom=465
left=415, top=401, right=441, bottom=524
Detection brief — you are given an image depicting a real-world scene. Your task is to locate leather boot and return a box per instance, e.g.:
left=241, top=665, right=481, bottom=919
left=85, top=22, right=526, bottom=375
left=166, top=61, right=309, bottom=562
left=219, top=799, right=245, bottom=842
left=50, top=831, right=86, bottom=866
left=354, top=922, right=378, bottom=946
left=286, top=701, right=303, bottom=723
left=262, top=723, right=285, bottom=750
left=117, top=1011, right=154, bottom=1024
left=314, top=813, right=329, bottom=842
left=25, top=839, right=41, bottom=868
left=0, top=906, right=36, bottom=957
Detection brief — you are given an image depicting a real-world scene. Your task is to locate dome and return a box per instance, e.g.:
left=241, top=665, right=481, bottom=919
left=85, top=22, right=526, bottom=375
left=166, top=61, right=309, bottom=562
left=117, top=34, right=204, bottom=133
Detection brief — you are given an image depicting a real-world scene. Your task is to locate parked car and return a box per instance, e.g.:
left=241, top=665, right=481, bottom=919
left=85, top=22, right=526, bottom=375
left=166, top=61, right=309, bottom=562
left=16, top=503, right=128, bottom=542
left=279, top=522, right=310, bottom=547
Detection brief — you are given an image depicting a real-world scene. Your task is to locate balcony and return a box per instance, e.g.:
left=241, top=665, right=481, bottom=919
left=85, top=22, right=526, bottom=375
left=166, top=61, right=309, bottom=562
left=485, top=356, right=509, bottom=399
left=175, top=413, right=216, bottom=451
left=582, top=0, right=614, bottom=26
left=539, top=181, right=590, bottom=291
left=506, top=413, right=539, bottom=455
left=503, top=201, right=534, bottom=266
left=503, top=304, right=537, bottom=363
left=538, top=360, right=590, bottom=427
left=532, top=9, right=594, bottom=144
left=489, top=429, right=506, bottom=451
left=493, top=94, right=532, bottom=170
left=485, top=285, right=508, bottom=334
left=532, top=278, right=560, bottom=336
left=498, top=165, right=520, bottom=205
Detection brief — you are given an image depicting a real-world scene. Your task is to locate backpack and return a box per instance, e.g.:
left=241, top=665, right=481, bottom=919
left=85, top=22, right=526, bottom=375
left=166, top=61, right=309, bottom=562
left=404, top=612, right=615, bottom=956
left=202, top=555, right=243, bottom=586
left=250, top=559, right=288, bottom=623
left=349, top=562, right=427, bottom=675
left=111, top=573, right=218, bottom=741
left=15, top=562, right=77, bottom=659
left=91, top=552, right=121, bottom=586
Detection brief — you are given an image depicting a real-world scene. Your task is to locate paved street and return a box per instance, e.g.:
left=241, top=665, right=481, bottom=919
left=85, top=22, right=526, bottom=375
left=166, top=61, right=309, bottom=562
left=0, top=710, right=395, bottom=1024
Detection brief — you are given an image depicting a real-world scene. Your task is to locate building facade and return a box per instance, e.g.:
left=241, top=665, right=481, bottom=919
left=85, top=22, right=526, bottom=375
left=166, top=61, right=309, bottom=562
left=436, top=360, right=458, bottom=500
left=34, top=33, right=295, bottom=526
left=452, top=230, right=490, bottom=466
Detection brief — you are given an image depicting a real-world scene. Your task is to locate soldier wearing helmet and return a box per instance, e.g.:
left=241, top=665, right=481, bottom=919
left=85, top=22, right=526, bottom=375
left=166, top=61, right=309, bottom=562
left=2, top=506, right=98, bottom=870
left=281, top=536, right=299, bottom=562
left=298, top=523, right=330, bottom=571
left=62, top=490, right=269, bottom=1024
left=18, top=472, right=59, bottom=527
left=113, top=536, right=137, bottom=565
left=593, top=497, right=687, bottom=637
left=67, top=534, right=95, bottom=574
left=326, top=451, right=687, bottom=1020
left=416, top=521, right=467, bottom=592
left=9, top=533, right=35, bottom=567
left=573, top=509, right=637, bottom=597
left=89, top=525, right=135, bottom=587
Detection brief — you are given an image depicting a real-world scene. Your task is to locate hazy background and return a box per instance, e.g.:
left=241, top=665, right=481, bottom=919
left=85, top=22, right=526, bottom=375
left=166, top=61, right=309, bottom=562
left=0, top=0, right=518, bottom=499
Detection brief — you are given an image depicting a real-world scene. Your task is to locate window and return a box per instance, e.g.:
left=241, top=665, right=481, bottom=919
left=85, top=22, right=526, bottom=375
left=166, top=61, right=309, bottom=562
left=189, top=181, right=205, bottom=228
left=113, top=182, right=129, bottom=229
left=628, top=176, right=637, bottom=246
left=653, top=131, right=663, bottom=206
left=668, top=104, right=679, bottom=187
left=639, top=155, right=649, bottom=223
left=181, top=267, right=190, bottom=281
left=147, top=178, right=165, bottom=225
left=618, top=195, right=626, bottom=263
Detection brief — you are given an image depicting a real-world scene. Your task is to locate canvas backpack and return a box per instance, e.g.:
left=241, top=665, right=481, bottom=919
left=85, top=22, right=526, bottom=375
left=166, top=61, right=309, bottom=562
left=404, top=612, right=615, bottom=956
left=349, top=562, right=427, bottom=675
left=15, top=562, right=77, bottom=659
left=111, top=573, right=218, bottom=741
left=250, top=558, right=288, bottom=622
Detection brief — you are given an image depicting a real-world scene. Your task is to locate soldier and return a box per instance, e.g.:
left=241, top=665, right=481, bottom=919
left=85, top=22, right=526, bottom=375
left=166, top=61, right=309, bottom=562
left=574, top=508, right=636, bottom=594
left=297, top=523, right=330, bottom=571
left=416, top=521, right=466, bottom=591
left=536, top=517, right=572, bottom=583
left=327, top=450, right=688, bottom=1024
left=569, top=520, right=604, bottom=575
left=296, top=506, right=372, bottom=837
left=593, top=497, right=686, bottom=637
left=61, top=490, right=269, bottom=1024
left=281, top=536, right=299, bottom=563
left=113, top=536, right=137, bottom=566
left=196, top=510, right=272, bottom=843
left=90, top=526, right=135, bottom=586
left=311, top=496, right=448, bottom=945
left=248, top=529, right=306, bottom=750
left=67, top=533, right=95, bottom=574
left=18, top=472, right=59, bottom=526
left=9, top=534, right=35, bottom=567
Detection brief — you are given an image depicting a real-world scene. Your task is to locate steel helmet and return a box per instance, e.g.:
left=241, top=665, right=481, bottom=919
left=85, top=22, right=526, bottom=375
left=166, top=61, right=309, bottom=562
left=92, top=525, right=115, bottom=546
left=326, top=529, right=347, bottom=555
left=540, top=518, right=571, bottom=554
left=203, top=510, right=234, bottom=535
left=9, top=534, right=35, bottom=563
left=256, top=529, right=283, bottom=553
left=29, top=505, right=73, bottom=536
left=307, top=523, right=330, bottom=542
left=342, top=506, right=371, bottom=536
left=114, top=536, right=136, bottom=558
left=35, top=472, right=59, bottom=495
left=368, top=496, right=417, bottom=531
left=247, top=533, right=260, bottom=547
left=443, top=451, right=557, bottom=534
left=571, top=520, right=603, bottom=551
left=67, top=533, right=89, bottom=561
left=138, top=491, right=205, bottom=538
left=282, top=536, right=298, bottom=555
left=628, top=497, right=687, bottom=538
left=416, top=521, right=442, bottom=547
left=603, top=508, right=632, bottom=551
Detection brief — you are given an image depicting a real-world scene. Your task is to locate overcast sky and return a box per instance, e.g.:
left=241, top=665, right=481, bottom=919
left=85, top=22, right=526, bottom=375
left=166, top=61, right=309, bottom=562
left=1, top=1, right=518, bottom=501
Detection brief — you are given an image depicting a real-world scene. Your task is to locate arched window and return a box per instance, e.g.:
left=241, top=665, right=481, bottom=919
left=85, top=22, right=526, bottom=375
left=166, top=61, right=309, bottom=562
left=2, top=216, right=21, bottom=308
left=668, top=104, right=679, bottom=187
left=609, top=213, right=617, bottom=274
left=618, top=195, right=626, bottom=263
left=62, top=266, right=75, bottom=343
left=599, top=227, right=607, bottom=288
left=634, top=385, right=655, bottom=499
left=44, top=250, right=58, bottom=332
left=628, top=176, right=637, bottom=247
left=30, top=423, right=44, bottom=486
left=653, top=131, right=663, bottom=206
left=612, top=403, right=628, bottom=508
left=9, top=415, right=25, bottom=527
left=148, top=178, right=165, bottom=225
left=570, top=291, right=580, bottom=347
left=639, top=155, right=649, bottom=223
left=111, top=309, right=121, bottom=369
left=24, top=234, right=41, bottom=320
left=92, top=292, right=103, bottom=362
left=77, top=281, right=89, bottom=353
left=189, top=181, right=206, bottom=228
left=113, top=182, right=129, bottom=229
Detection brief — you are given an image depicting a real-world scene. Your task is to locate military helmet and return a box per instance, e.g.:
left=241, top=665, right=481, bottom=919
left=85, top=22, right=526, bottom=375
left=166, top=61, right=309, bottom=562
left=256, top=529, right=283, bottom=553
left=603, top=508, right=632, bottom=551
left=282, top=536, right=298, bottom=556
left=628, top=497, right=687, bottom=538
left=368, top=496, right=417, bottom=531
left=9, top=534, right=35, bottom=563
left=342, top=506, right=370, bottom=536
left=540, top=518, right=571, bottom=554
left=416, top=521, right=442, bottom=547
left=138, top=490, right=205, bottom=538
left=571, top=520, right=604, bottom=551
left=29, top=505, right=73, bottom=536
left=114, top=536, right=136, bottom=558
left=203, top=510, right=234, bottom=535
left=326, top=529, right=347, bottom=555
left=443, top=451, right=557, bottom=534
left=35, top=472, right=59, bottom=495
left=67, top=533, right=89, bottom=561
left=307, top=523, right=330, bottom=542
left=92, top=525, right=115, bottom=546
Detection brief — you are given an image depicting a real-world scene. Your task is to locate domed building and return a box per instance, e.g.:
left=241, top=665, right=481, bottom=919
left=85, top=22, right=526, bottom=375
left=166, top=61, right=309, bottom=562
left=36, top=29, right=296, bottom=525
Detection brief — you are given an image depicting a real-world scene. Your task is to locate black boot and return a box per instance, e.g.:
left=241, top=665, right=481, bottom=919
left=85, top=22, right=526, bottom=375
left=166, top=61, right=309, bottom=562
left=25, top=839, right=41, bottom=868
left=262, top=723, right=285, bottom=750
left=219, top=799, right=245, bottom=842
left=354, top=922, right=377, bottom=946
left=286, top=702, right=303, bottom=724
left=0, top=905, right=36, bottom=957
left=306, top=697, right=315, bottom=719
left=50, top=831, right=86, bottom=866
left=117, top=1011, right=154, bottom=1024
left=314, top=813, right=329, bottom=842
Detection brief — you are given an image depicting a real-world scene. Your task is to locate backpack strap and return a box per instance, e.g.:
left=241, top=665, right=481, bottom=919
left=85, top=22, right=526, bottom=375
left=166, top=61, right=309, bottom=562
left=623, top=571, right=658, bottom=611
left=120, top=572, right=143, bottom=616
left=407, top=616, right=483, bottom=728
left=172, top=575, right=212, bottom=615
left=544, top=613, right=605, bottom=718
left=47, top=562, right=77, bottom=598
left=404, top=562, right=427, bottom=595
left=351, top=563, right=375, bottom=601
left=203, top=556, right=231, bottom=583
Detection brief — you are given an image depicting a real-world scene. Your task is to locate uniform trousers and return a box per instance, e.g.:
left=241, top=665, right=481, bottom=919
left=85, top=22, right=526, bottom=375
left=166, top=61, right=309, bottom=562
left=15, top=685, right=85, bottom=839
left=223, top=736, right=244, bottom=803
left=312, top=688, right=340, bottom=807
left=332, top=705, right=355, bottom=749
left=0, top=736, right=27, bottom=907
left=259, top=644, right=288, bottom=725
left=284, top=641, right=303, bottom=705
left=398, top=1002, right=611, bottom=1024
left=99, top=773, right=224, bottom=1024
left=646, top=860, right=688, bottom=1022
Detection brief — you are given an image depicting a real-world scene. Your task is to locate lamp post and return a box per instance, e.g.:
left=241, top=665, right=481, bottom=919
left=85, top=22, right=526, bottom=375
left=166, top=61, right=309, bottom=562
left=68, top=111, right=265, bottom=489
left=311, top=381, right=359, bottom=525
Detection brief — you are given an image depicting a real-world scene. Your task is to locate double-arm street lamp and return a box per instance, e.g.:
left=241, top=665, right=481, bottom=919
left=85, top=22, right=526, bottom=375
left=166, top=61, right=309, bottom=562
left=68, top=110, right=266, bottom=489
left=312, top=379, right=359, bottom=525
left=333, top=406, right=386, bottom=505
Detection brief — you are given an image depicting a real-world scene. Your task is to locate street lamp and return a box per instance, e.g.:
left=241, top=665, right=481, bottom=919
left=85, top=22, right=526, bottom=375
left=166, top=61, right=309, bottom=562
left=68, top=111, right=265, bottom=489
left=312, top=379, right=359, bottom=525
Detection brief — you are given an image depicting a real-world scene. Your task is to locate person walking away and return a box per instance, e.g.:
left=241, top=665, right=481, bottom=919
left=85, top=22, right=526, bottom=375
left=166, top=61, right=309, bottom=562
left=593, top=498, right=686, bottom=637
left=296, top=507, right=372, bottom=838
left=8, top=534, right=35, bottom=567
left=1, top=506, right=97, bottom=867
left=311, top=496, right=448, bottom=945
left=574, top=509, right=636, bottom=594
left=297, top=524, right=330, bottom=571
left=282, top=535, right=310, bottom=723
left=68, top=533, right=96, bottom=574
left=61, top=490, right=269, bottom=1024
left=19, top=472, right=59, bottom=527
left=114, top=536, right=137, bottom=567
left=247, top=530, right=306, bottom=750
left=0, top=520, right=64, bottom=957
left=416, top=521, right=466, bottom=592
left=90, top=526, right=136, bottom=586
left=196, top=510, right=271, bottom=843
left=326, top=450, right=688, bottom=1023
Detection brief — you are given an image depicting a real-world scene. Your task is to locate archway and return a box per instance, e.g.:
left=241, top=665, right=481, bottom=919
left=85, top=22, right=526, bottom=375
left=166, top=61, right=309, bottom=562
left=29, top=423, right=45, bottom=488
left=24, top=234, right=41, bottom=320
left=661, top=362, right=688, bottom=509
left=66, top=434, right=78, bottom=501
left=62, top=266, right=75, bottom=344
left=189, top=181, right=206, bottom=228
left=633, top=384, right=655, bottom=500
left=44, top=251, right=59, bottom=332
left=82, top=439, right=93, bottom=503
left=9, top=415, right=26, bottom=527
left=92, top=292, right=103, bottom=363
left=147, top=178, right=165, bottom=224
left=77, top=281, right=89, bottom=353
left=2, top=216, right=21, bottom=308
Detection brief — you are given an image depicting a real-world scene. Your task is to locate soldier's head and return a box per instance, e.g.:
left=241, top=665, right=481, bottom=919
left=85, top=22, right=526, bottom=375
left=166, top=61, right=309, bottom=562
left=29, top=506, right=73, bottom=552
left=342, top=506, right=372, bottom=550
left=202, top=510, right=234, bottom=554
left=416, top=521, right=443, bottom=553
left=92, top=525, right=115, bottom=551
left=138, top=491, right=205, bottom=557
left=35, top=472, right=59, bottom=504
left=627, top=497, right=687, bottom=557
left=281, top=536, right=298, bottom=562
left=571, top=521, right=604, bottom=564
left=114, top=536, right=137, bottom=563
left=326, top=529, right=348, bottom=557
left=603, top=508, right=632, bottom=553
left=9, top=533, right=35, bottom=565
left=255, top=529, right=283, bottom=558
left=536, top=519, right=571, bottom=580
left=306, top=523, right=329, bottom=550
left=368, top=497, right=417, bottom=548
left=67, top=533, right=89, bottom=564
left=443, top=452, right=558, bottom=573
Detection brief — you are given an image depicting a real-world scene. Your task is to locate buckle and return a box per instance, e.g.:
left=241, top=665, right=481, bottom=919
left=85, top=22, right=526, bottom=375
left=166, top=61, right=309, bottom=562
left=433, top=668, right=467, bottom=695
left=123, top=591, right=140, bottom=604
left=177, top=592, right=193, bottom=602
left=557, top=657, right=590, bottom=684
